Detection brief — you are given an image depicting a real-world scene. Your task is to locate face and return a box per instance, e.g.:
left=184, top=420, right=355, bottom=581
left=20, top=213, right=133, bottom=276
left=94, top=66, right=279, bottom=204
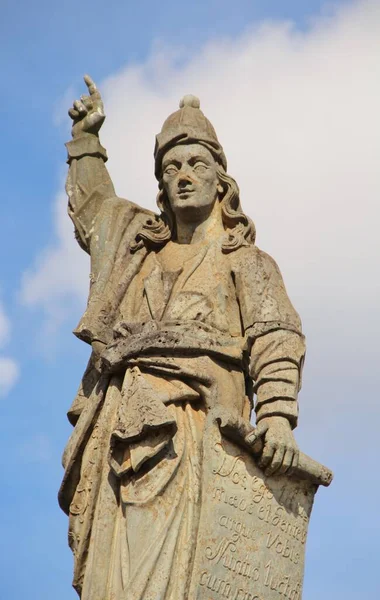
left=162, top=144, right=220, bottom=223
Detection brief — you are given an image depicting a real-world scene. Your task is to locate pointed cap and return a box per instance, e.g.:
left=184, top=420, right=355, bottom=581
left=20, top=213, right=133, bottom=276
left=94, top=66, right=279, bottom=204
left=154, top=95, right=227, bottom=179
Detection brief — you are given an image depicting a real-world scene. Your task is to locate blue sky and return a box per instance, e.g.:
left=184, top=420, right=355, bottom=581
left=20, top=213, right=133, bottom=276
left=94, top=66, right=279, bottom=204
left=1, top=0, right=379, bottom=598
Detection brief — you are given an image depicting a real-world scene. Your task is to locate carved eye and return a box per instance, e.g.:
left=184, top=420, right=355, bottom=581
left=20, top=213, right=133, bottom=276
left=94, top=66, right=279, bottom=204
left=193, top=162, right=208, bottom=173
left=164, top=165, right=178, bottom=175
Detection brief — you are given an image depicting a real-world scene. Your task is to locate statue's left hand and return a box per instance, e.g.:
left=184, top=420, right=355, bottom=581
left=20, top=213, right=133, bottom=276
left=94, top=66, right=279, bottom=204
left=246, top=416, right=299, bottom=477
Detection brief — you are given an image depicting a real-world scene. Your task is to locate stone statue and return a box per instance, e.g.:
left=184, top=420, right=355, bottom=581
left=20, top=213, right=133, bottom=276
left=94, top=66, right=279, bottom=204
left=59, top=75, right=332, bottom=600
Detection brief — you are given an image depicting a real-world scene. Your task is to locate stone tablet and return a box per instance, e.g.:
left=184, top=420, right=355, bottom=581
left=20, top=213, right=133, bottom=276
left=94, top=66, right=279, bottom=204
left=189, top=419, right=321, bottom=600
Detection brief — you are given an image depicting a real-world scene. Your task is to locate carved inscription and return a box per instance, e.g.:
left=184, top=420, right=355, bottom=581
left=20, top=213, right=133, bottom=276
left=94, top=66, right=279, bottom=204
left=189, top=424, right=317, bottom=599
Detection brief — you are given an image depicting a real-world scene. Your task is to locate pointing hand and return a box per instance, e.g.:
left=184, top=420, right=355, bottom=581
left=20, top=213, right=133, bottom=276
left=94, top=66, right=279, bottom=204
left=68, top=75, right=105, bottom=138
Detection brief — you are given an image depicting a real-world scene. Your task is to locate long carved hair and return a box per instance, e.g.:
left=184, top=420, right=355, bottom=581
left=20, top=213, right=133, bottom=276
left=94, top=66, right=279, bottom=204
left=131, top=166, right=256, bottom=253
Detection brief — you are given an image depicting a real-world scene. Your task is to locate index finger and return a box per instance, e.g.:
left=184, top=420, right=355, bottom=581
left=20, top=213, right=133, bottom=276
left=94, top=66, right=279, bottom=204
left=84, top=74, right=98, bottom=96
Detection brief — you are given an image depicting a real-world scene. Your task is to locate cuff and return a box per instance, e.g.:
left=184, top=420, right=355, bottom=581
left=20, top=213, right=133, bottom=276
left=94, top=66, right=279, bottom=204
left=254, top=361, right=300, bottom=428
left=66, top=134, right=108, bottom=163
left=255, top=379, right=299, bottom=404
left=256, top=398, right=298, bottom=428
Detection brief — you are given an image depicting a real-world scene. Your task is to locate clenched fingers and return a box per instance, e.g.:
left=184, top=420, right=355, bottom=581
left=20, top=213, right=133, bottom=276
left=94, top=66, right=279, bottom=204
left=74, top=99, right=87, bottom=114
left=68, top=107, right=79, bottom=120
left=68, top=99, right=87, bottom=121
left=80, top=95, right=93, bottom=111
left=258, top=441, right=276, bottom=470
left=277, top=447, right=299, bottom=475
left=264, top=445, right=286, bottom=477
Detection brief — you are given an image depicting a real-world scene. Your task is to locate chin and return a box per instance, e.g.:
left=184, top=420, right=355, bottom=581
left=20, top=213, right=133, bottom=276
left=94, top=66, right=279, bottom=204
left=172, top=193, right=216, bottom=213
left=174, top=203, right=213, bottom=222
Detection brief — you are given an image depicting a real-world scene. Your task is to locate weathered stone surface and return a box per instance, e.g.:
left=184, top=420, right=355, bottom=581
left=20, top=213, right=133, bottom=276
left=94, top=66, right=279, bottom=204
left=59, top=75, right=332, bottom=599
left=189, top=414, right=324, bottom=600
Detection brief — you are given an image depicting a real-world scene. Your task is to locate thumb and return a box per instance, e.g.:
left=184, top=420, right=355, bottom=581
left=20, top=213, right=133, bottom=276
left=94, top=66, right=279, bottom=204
left=244, top=421, right=269, bottom=446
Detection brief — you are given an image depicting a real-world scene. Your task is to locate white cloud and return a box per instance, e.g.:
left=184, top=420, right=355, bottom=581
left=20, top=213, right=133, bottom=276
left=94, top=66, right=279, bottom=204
left=20, top=190, right=89, bottom=339
left=0, top=301, right=11, bottom=348
left=0, top=357, right=19, bottom=398
left=0, top=299, right=19, bottom=397
left=52, top=85, right=76, bottom=128
left=21, top=0, right=379, bottom=407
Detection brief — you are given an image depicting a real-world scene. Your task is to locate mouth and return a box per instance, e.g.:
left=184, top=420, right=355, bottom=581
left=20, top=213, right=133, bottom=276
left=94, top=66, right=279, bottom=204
left=177, top=190, right=195, bottom=199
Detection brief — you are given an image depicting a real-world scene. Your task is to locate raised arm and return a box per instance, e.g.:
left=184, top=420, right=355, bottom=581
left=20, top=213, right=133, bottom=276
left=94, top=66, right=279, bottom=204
left=66, top=75, right=116, bottom=253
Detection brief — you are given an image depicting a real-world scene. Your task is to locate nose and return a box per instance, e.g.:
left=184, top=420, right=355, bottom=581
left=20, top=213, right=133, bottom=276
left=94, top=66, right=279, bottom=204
left=178, top=174, right=192, bottom=189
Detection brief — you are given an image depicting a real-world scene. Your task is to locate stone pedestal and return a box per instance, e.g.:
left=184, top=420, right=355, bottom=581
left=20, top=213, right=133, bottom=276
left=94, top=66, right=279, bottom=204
left=189, top=416, right=332, bottom=600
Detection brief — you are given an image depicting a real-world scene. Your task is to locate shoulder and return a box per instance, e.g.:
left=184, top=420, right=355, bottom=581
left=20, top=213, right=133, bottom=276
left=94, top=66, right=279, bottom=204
left=229, top=244, right=282, bottom=279
left=94, top=196, right=156, bottom=238
left=229, top=244, right=302, bottom=332
left=91, top=197, right=156, bottom=261
left=99, top=196, right=155, bottom=220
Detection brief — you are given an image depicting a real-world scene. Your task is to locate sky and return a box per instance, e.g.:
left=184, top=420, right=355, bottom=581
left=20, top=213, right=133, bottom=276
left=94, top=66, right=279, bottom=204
left=0, top=0, right=379, bottom=597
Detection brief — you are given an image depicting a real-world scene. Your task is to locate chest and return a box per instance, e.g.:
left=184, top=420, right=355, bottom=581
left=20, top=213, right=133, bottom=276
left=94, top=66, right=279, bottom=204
left=119, top=242, right=243, bottom=337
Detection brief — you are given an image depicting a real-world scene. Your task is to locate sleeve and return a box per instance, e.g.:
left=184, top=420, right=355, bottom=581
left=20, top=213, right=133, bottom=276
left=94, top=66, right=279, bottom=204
left=232, top=246, right=306, bottom=428
left=65, top=133, right=116, bottom=254
left=249, top=329, right=305, bottom=428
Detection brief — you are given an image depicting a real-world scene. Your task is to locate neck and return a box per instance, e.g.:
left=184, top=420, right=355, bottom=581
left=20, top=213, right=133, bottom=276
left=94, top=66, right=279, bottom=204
left=175, top=203, right=224, bottom=244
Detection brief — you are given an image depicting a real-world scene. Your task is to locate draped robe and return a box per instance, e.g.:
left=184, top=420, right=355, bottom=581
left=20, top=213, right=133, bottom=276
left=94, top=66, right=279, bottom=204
left=59, top=138, right=306, bottom=599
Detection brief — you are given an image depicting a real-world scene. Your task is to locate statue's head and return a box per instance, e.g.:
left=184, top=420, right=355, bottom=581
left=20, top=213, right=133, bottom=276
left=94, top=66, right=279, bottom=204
left=132, top=96, right=255, bottom=252
left=161, top=142, right=222, bottom=227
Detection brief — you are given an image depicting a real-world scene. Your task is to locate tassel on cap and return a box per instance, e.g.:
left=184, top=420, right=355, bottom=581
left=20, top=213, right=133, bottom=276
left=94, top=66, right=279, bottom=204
left=179, top=95, right=200, bottom=109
